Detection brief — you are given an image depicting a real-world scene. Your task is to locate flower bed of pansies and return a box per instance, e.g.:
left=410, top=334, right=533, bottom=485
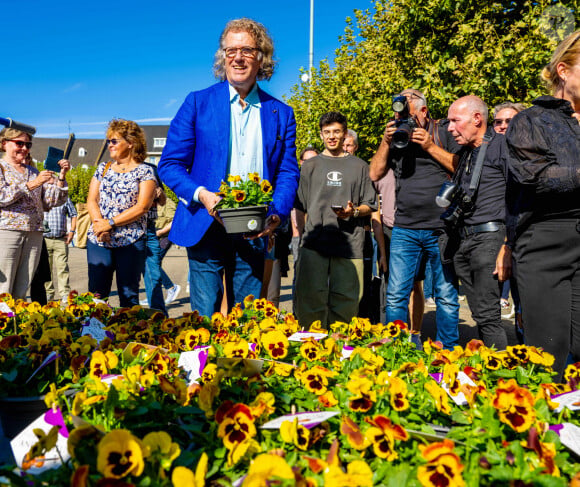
left=1, top=292, right=580, bottom=486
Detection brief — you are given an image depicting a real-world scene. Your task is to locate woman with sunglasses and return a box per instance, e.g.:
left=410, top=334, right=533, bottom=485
left=506, top=31, right=580, bottom=381
left=86, top=119, right=156, bottom=307
left=0, top=128, right=70, bottom=299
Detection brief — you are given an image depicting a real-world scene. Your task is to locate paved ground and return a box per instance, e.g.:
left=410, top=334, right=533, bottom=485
left=0, top=245, right=519, bottom=466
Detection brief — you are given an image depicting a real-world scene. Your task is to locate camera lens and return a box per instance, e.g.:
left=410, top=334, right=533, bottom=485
left=392, top=95, right=408, bottom=114
left=436, top=181, right=458, bottom=208
left=392, top=123, right=413, bottom=149
left=392, top=100, right=406, bottom=112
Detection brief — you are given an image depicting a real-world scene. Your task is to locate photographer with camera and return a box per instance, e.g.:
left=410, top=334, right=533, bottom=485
left=370, top=89, right=461, bottom=349
left=444, top=95, right=509, bottom=350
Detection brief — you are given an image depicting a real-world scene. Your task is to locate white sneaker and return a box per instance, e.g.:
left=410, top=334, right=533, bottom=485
left=165, top=284, right=181, bottom=305
left=501, top=304, right=515, bottom=319
left=139, top=298, right=149, bottom=306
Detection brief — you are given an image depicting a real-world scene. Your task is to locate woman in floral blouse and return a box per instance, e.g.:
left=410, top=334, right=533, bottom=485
left=86, top=120, right=156, bottom=307
left=0, top=128, right=69, bottom=299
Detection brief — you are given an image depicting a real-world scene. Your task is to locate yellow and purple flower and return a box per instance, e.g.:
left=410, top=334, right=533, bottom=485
left=96, top=429, right=145, bottom=479
left=492, top=379, right=536, bottom=432
left=364, top=415, right=408, bottom=461
left=261, top=330, right=289, bottom=359
left=418, top=439, right=465, bottom=487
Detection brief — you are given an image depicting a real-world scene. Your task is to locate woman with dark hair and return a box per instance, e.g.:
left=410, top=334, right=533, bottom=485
left=0, top=128, right=69, bottom=299
left=86, top=119, right=156, bottom=306
left=506, top=31, right=580, bottom=380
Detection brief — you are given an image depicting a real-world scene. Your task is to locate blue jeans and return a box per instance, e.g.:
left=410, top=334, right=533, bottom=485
left=186, top=222, right=266, bottom=317
left=161, top=266, right=173, bottom=289
left=87, top=238, right=146, bottom=307
left=423, top=258, right=435, bottom=300
left=386, top=226, right=459, bottom=348
left=144, top=222, right=168, bottom=315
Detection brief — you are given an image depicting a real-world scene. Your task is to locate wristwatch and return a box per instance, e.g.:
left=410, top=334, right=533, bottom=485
left=108, top=218, right=116, bottom=229
left=353, top=207, right=360, bottom=218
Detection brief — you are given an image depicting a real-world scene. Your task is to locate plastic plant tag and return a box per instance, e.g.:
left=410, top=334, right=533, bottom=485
left=0, top=302, right=14, bottom=316
left=551, top=389, right=580, bottom=413
left=81, top=317, right=108, bottom=342
left=549, top=423, right=580, bottom=456
left=178, top=347, right=210, bottom=385
left=429, top=371, right=476, bottom=406
left=10, top=408, right=70, bottom=475
left=101, top=374, right=124, bottom=385
left=288, top=331, right=328, bottom=342
left=26, top=351, right=58, bottom=384
left=44, top=408, right=68, bottom=438
left=261, top=411, right=339, bottom=430
left=341, top=345, right=355, bottom=360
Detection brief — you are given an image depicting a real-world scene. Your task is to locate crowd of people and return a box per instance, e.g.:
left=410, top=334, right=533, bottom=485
left=1, top=19, right=579, bottom=381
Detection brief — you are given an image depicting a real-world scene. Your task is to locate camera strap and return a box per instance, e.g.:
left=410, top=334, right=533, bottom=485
left=468, top=134, right=492, bottom=192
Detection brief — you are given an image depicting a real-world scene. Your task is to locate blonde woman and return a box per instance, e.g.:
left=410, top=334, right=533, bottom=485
left=0, top=128, right=69, bottom=298
left=506, top=31, right=580, bottom=380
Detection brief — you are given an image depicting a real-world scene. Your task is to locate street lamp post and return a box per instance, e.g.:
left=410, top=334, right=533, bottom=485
left=309, top=0, right=314, bottom=84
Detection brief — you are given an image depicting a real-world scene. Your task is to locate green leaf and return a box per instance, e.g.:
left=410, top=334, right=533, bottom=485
left=515, top=366, right=529, bottom=384
left=451, top=410, right=472, bottom=425
left=103, top=382, right=120, bottom=420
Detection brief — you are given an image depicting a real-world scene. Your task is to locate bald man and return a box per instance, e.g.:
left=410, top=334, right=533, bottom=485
left=446, top=95, right=509, bottom=350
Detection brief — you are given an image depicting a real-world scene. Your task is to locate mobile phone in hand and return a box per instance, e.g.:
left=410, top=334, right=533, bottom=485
left=331, top=205, right=343, bottom=213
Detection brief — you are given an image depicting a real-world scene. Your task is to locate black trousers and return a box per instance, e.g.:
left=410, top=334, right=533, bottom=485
left=30, top=240, right=50, bottom=305
left=454, top=229, right=507, bottom=350
left=515, top=218, right=580, bottom=381
left=358, top=231, right=377, bottom=322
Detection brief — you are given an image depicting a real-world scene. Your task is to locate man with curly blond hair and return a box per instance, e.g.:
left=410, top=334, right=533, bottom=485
left=158, top=18, right=299, bottom=317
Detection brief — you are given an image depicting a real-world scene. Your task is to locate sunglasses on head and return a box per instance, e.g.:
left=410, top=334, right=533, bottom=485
left=8, top=140, right=32, bottom=149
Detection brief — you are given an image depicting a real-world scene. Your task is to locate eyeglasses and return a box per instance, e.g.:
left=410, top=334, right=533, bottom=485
left=7, top=140, right=32, bottom=149
left=493, top=118, right=512, bottom=126
left=106, top=138, right=124, bottom=146
left=223, top=46, right=261, bottom=59
left=321, top=129, right=344, bottom=138
left=399, top=92, right=426, bottom=103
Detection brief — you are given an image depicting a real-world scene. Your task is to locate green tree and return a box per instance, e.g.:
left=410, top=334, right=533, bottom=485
left=288, top=0, right=579, bottom=162
left=66, top=165, right=96, bottom=205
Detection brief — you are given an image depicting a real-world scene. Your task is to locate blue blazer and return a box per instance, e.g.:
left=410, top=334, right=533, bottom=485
left=158, top=81, right=299, bottom=247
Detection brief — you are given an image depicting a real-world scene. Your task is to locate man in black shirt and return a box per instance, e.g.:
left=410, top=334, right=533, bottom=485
left=447, top=95, right=509, bottom=350
left=370, top=89, right=460, bottom=349
left=295, top=112, right=377, bottom=328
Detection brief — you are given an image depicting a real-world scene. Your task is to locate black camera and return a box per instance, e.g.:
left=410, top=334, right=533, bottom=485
left=391, top=95, right=417, bottom=149
left=436, top=181, right=474, bottom=229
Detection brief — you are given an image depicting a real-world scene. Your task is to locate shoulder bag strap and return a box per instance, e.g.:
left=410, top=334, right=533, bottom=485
left=469, top=134, right=492, bottom=192
left=102, top=161, right=113, bottom=178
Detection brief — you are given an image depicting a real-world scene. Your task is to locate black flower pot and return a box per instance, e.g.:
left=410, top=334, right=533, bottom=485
left=218, top=205, right=268, bottom=234
left=0, top=395, right=47, bottom=439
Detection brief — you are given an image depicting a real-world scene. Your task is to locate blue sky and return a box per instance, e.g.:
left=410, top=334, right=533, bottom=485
left=5, top=0, right=371, bottom=138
